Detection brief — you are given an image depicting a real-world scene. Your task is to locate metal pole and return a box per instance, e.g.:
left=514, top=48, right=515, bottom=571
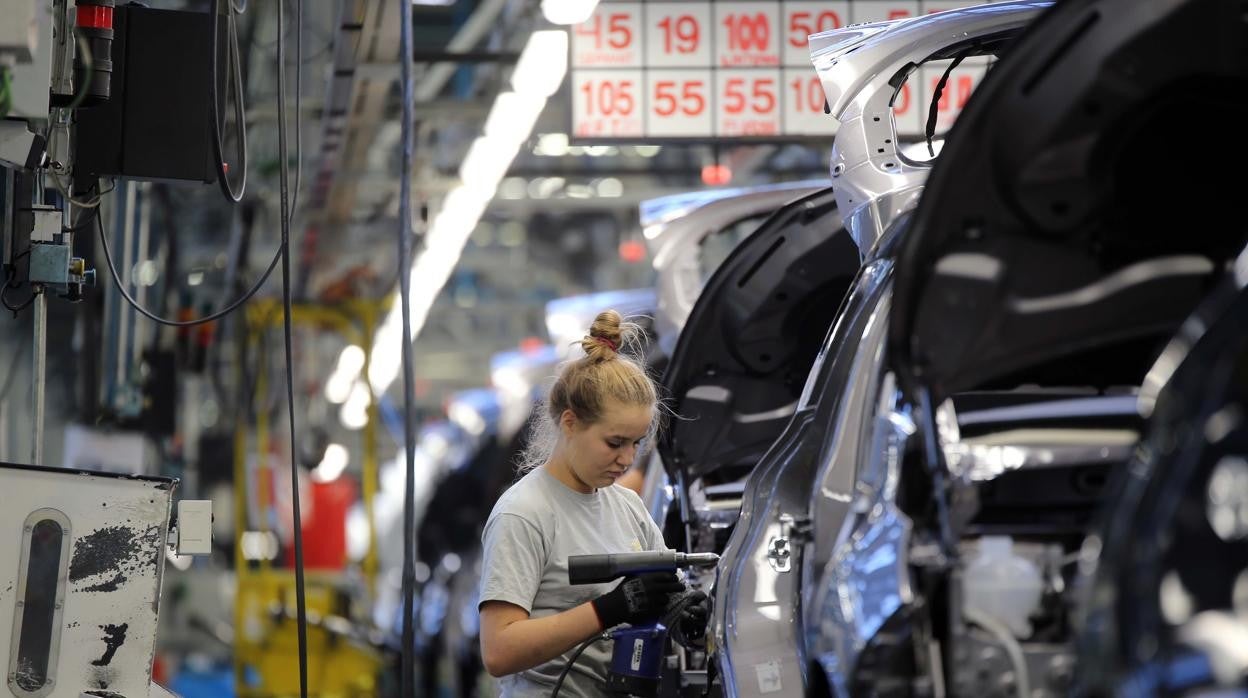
left=31, top=290, right=46, bottom=465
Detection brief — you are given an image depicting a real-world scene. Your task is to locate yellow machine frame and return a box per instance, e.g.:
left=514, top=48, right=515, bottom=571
left=231, top=299, right=390, bottom=697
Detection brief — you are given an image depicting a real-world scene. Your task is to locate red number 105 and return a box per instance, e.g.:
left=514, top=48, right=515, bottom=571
left=654, top=80, right=705, bottom=116
left=658, top=15, right=699, bottom=54
left=581, top=80, right=635, bottom=116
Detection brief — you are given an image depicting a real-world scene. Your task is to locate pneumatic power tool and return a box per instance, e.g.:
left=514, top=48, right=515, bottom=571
left=559, top=550, right=719, bottom=697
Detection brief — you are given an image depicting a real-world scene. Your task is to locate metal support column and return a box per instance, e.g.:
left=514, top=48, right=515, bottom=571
left=31, top=289, right=46, bottom=465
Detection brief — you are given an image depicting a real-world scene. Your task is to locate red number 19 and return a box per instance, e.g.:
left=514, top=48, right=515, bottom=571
left=658, top=15, right=699, bottom=54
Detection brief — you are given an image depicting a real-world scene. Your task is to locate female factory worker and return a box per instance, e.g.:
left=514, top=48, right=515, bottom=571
left=478, top=310, right=686, bottom=696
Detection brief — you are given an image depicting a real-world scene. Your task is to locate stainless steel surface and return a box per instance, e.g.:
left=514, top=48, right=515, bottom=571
left=30, top=290, right=44, bottom=466
left=679, top=552, right=720, bottom=567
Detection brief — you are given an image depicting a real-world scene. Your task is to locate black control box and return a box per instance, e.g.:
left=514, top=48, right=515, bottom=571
left=76, top=5, right=224, bottom=183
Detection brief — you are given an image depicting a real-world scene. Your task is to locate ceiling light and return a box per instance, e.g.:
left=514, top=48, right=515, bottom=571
left=461, top=135, right=520, bottom=191
left=596, top=177, right=623, bottom=198
left=499, top=177, right=528, bottom=199
left=326, top=345, right=366, bottom=403
left=448, top=402, right=486, bottom=436
left=541, top=0, right=599, bottom=27
left=136, top=260, right=159, bottom=287
left=534, top=132, right=570, bottom=157
left=511, top=31, right=569, bottom=98
left=485, top=92, right=547, bottom=143
left=340, top=381, right=371, bottom=430
left=312, top=443, right=350, bottom=483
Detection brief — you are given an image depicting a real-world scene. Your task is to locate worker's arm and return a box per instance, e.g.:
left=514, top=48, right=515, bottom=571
left=479, top=600, right=602, bottom=677
left=479, top=572, right=684, bottom=677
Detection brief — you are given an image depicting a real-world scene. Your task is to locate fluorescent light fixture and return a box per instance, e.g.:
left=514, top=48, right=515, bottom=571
left=136, top=260, right=159, bottom=287
left=546, top=310, right=584, bottom=353
left=340, top=381, right=371, bottom=430
left=485, top=92, right=547, bottom=143
left=491, top=365, right=530, bottom=399
left=511, top=31, right=569, bottom=98
left=326, top=345, right=366, bottom=403
left=541, top=0, right=598, bottom=25
left=534, top=133, right=570, bottom=157
left=461, top=135, right=520, bottom=192
left=360, top=33, right=557, bottom=401
left=596, top=177, right=623, bottom=198
left=346, top=505, right=369, bottom=562
left=499, top=177, right=528, bottom=199
left=240, top=531, right=280, bottom=561
left=448, top=401, right=486, bottom=436
left=312, top=443, right=350, bottom=483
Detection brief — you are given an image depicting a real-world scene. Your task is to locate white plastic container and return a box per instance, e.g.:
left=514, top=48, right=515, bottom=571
left=962, top=536, right=1045, bottom=639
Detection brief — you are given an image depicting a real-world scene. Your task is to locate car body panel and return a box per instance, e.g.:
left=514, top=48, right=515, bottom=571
left=811, top=0, right=1049, bottom=258
left=659, top=187, right=857, bottom=484
left=713, top=240, right=898, bottom=697
left=641, top=181, right=830, bottom=356
left=888, top=0, right=1248, bottom=401
left=1075, top=247, right=1248, bottom=693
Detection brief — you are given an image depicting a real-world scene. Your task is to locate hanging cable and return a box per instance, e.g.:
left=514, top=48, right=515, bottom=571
left=209, top=0, right=248, bottom=203
left=276, top=0, right=309, bottom=695
left=96, top=205, right=281, bottom=327
left=397, top=0, right=419, bottom=692
left=289, top=0, right=302, bottom=217
left=924, top=45, right=974, bottom=158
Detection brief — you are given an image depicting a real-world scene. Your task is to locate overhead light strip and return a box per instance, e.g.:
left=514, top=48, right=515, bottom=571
left=339, top=30, right=568, bottom=427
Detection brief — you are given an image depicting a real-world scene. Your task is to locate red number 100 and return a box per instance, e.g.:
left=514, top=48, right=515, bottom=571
left=723, top=13, right=770, bottom=52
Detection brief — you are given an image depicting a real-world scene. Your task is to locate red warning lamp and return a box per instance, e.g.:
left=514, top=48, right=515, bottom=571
left=519, top=336, right=545, bottom=354
left=701, top=164, right=732, bottom=186
left=618, top=240, right=646, bottom=264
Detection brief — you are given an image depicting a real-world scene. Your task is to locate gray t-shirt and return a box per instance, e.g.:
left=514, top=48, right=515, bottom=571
left=480, top=467, right=665, bottom=697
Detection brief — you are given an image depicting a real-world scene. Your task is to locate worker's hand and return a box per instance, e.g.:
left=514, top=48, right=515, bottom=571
left=675, top=594, right=709, bottom=648
left=591, top=572, right=685, bottom=629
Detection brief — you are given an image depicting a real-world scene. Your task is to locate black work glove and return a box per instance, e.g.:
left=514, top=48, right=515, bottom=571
left=676, top=594, right=709, bottom=647
left=591, top=572, right=685, bottom=629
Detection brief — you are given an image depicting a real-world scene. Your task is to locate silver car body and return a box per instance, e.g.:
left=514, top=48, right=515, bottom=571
left=711, top=4, right=1047, bottom=696
left=813, top=1, right=1048, bottom=257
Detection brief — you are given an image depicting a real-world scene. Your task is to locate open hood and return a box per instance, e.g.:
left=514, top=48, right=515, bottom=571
left=811, top=1, right=1049, bottom=258
left=889, top=0, right=1248, bottom=401
left=641, top=181, right=830, bottom=356
left=658, top=187, right=859, bottom=482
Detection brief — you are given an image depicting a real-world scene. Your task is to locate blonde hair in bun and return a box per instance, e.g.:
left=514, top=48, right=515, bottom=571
left=518, top=310, right=660, bottom=472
